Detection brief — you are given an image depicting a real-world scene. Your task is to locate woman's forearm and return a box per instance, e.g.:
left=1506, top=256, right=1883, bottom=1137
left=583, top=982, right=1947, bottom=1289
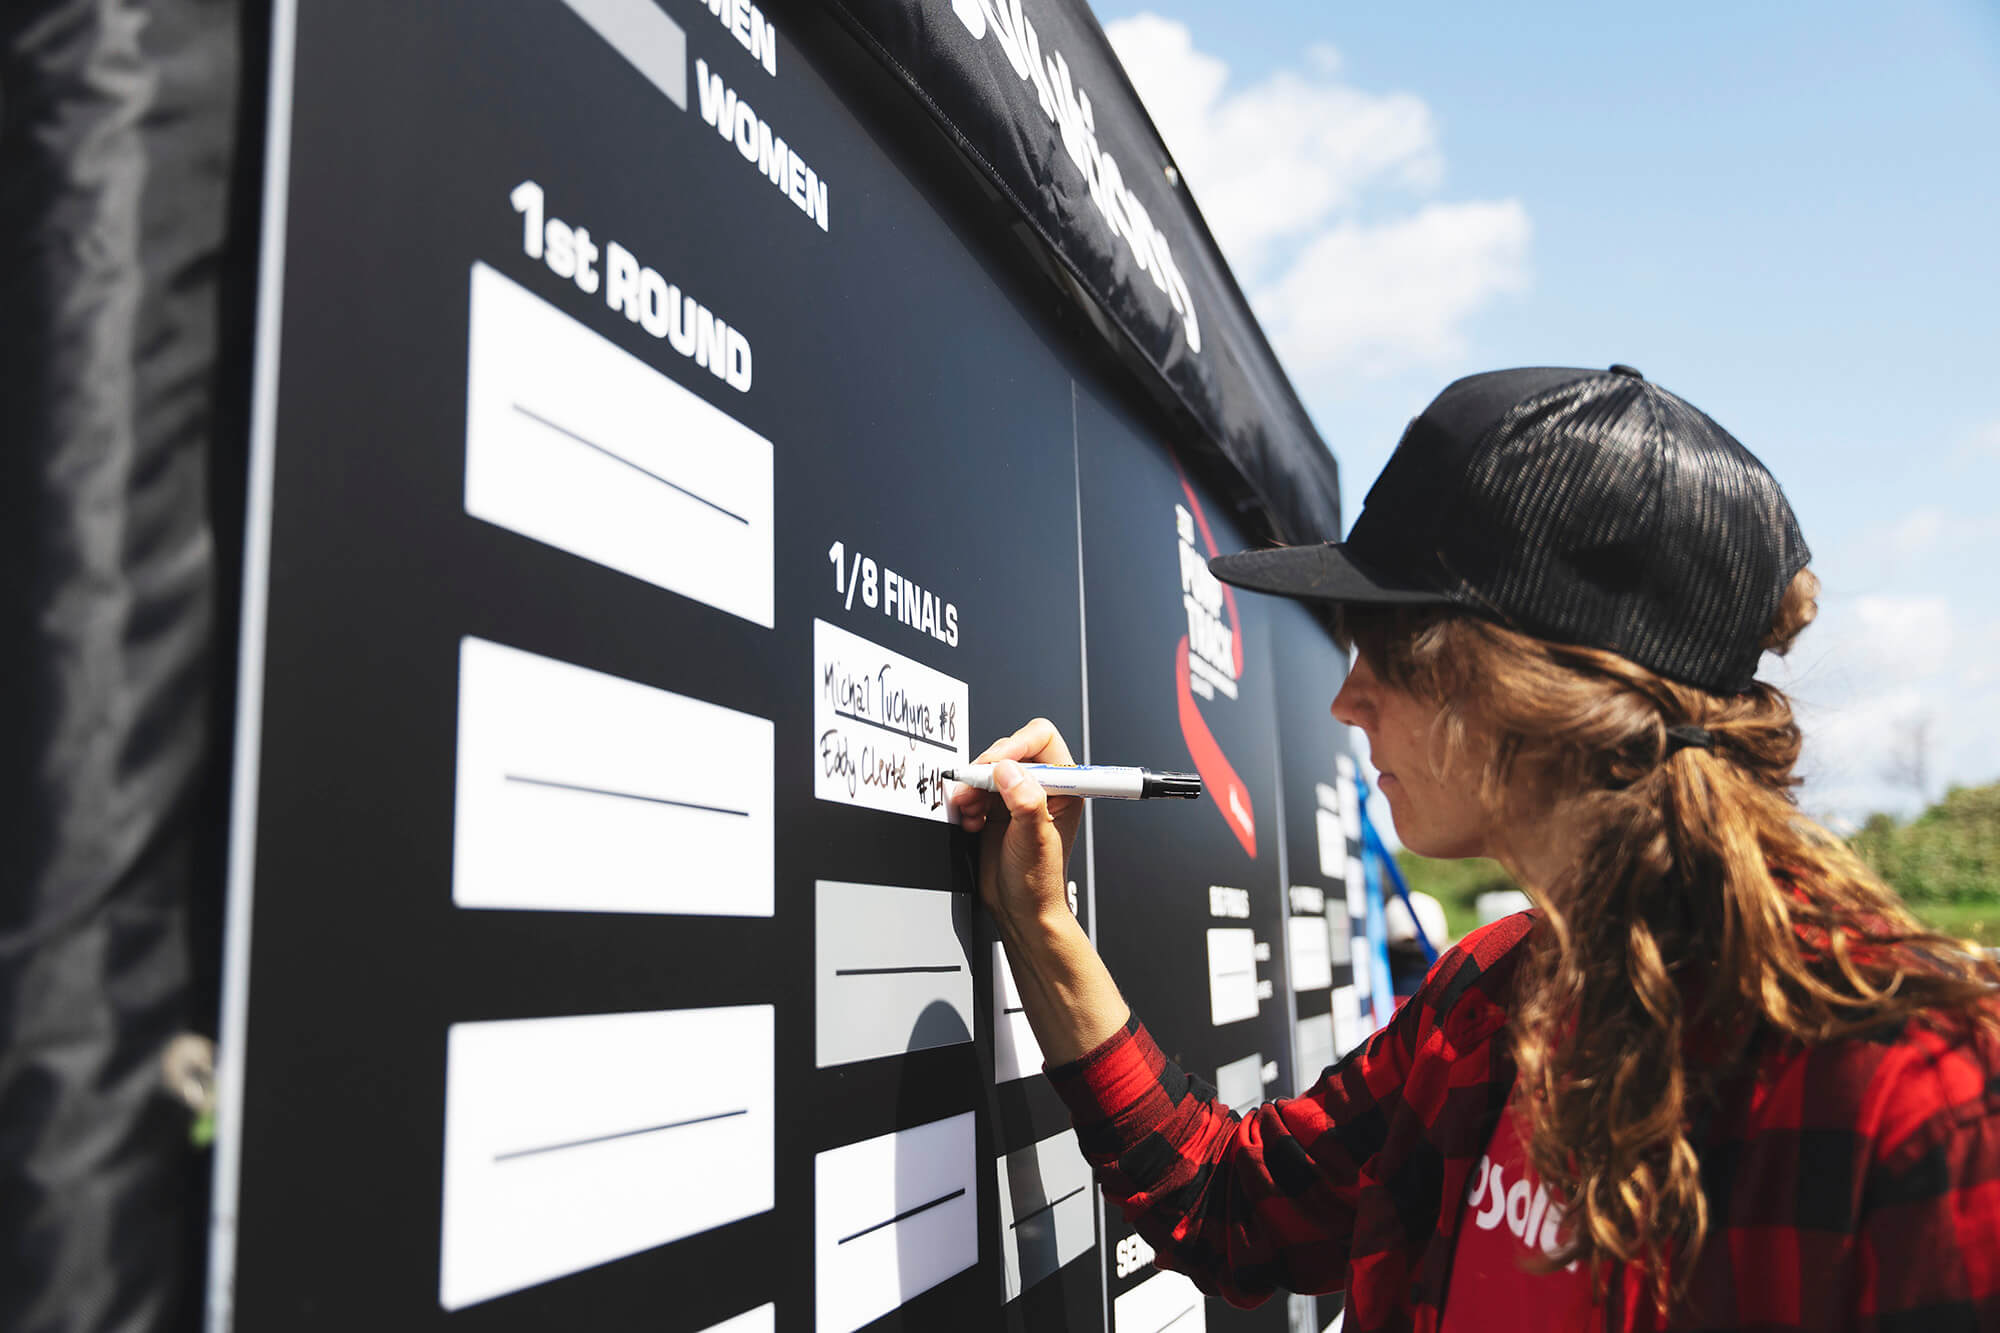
left=993, top=904, right=1131, bottom=1067
left=945, top=723, right=1128, bottom=1065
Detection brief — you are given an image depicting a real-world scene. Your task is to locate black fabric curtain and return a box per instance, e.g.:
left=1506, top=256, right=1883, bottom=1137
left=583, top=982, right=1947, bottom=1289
left=2, top=1, right=256, bottom=1328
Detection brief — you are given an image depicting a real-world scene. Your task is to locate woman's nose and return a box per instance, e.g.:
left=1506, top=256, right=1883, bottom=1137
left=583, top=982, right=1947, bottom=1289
left=1330, top=657, right=1373, bottom=729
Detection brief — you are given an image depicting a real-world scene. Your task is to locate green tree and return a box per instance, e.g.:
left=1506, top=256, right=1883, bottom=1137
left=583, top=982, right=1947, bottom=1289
left=1391, top=851, right=1518, bottom=942
left=1391, top=780, right=2000, bottom=943
left=1850, top=781, right=2000, bottom=942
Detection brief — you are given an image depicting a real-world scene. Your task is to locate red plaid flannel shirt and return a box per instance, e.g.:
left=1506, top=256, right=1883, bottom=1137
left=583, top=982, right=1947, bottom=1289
left=1048, top=912, right=2000, bottom=1332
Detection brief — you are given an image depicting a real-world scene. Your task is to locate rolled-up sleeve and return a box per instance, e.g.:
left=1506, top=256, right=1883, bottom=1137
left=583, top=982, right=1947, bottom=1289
left=1046, top=1007, right=1417, bottom=1307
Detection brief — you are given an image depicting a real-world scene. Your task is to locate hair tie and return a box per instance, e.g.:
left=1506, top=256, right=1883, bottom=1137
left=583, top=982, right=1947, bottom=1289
left=1663, top=724, right=1713, bottom=756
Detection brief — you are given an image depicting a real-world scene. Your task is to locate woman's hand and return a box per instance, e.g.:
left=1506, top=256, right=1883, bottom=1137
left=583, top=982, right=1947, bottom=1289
left=951, top=718, right=1084, bottom=928
left=951, top=717, right=1127, bottom=1063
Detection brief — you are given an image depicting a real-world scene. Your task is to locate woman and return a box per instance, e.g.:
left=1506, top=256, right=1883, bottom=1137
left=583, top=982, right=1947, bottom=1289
left=952, top=366, right=2000, bottom=1332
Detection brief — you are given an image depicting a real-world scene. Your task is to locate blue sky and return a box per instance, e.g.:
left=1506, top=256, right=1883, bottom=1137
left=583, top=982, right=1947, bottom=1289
left=1099, top=0, right=2000, bottom=824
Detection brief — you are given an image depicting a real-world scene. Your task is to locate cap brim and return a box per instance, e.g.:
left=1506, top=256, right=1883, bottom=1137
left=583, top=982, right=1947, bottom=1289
left=1208, top=543, right=1455, bottom=607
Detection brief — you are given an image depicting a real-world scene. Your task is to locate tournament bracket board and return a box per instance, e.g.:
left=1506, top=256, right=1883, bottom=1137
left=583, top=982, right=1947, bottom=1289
left=208, top=2, right=1358, bottom=1332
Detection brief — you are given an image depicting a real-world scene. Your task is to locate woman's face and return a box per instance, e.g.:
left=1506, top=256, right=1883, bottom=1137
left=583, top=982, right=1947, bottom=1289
left=1331, top=649, right=1495, bottom=861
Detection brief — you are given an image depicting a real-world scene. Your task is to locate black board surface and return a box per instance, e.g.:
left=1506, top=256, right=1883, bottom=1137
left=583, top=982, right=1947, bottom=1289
left=211, top=4, right=1365, bottom=1331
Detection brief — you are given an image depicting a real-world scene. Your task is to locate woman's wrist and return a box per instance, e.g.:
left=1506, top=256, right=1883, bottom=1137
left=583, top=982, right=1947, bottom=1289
left=992, top=903, right=1130, bottom=1064
left=993, top=897, right=1083, bottom=947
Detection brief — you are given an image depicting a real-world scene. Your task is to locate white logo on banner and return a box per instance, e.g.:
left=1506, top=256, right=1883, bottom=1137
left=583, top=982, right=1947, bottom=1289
left=945, top=0, right=1202, bottom=353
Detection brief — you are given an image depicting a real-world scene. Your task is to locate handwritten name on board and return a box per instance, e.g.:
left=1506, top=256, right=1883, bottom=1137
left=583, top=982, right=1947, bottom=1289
left=813, top=619, right=968, bottom=821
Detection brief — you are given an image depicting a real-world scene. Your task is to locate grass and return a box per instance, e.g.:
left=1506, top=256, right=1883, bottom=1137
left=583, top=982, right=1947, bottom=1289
left=1391, top=852, right=1517, bottom=943
left=1903, top=898, right=2000, bottom=947
left=1409, top=876, right=2000, bottom=948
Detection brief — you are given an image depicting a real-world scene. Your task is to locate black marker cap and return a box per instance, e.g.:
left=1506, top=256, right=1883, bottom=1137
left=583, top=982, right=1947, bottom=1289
left=1141, top=771, right=1202, bottom=799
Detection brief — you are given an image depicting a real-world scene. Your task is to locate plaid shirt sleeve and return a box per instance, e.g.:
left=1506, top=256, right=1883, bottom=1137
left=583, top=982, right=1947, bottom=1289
left=1849, top=1023, right=2000, bottom=1331
left=1043, top=1015, right=1380, bottom=1306
left=1046, top=917, right=1528, bottom=1314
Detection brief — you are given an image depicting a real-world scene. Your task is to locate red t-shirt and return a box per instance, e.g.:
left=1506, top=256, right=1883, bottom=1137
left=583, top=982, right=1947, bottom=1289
left=1438, top=1102, right=1596, bottom=1330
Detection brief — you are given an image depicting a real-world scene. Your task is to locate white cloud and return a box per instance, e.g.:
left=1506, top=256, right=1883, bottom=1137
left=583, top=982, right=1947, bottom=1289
left=1105, top=16, right=1439, bottom=277
left=1960, top=619, right=2000, bottom=690
left=1875, top=508, right=1949, bottom=562
left=1786, top=585, right=1999, bottom=822
left=1963, top=418, right=2000, bottom=461
left=1250, top=202, right=1532, bottom=380
left=1104, top=14, right=1530, bottom=381
left=1794, top=684, right=1927, bottom=816
left=1854, top=507, right=1999, bottom=573
left=1793, top=505, right=2000, bottom=822
left=1851, top=594, right=1954, bottom=674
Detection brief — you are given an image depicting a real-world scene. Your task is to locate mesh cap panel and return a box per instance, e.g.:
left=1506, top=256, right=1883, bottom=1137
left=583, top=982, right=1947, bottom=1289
left=1218, top=366, right=1810, bottom=694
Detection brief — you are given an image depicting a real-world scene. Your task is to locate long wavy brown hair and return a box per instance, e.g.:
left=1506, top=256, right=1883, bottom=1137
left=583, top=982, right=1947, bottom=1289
left=1341, top=569, right=1999, bottom=1307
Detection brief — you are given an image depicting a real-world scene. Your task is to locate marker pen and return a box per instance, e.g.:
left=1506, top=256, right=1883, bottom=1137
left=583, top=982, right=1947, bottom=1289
left=942, top=764, right=1202, bottom=799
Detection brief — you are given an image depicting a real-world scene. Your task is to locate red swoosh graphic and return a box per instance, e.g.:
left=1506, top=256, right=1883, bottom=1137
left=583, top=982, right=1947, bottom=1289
left=1178, top=637, right=1255, bottom=858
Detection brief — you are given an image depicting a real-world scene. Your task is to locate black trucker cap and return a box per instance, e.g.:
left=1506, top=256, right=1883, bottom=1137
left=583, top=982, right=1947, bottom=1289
left=1210, top=365, right=1811, bottom=694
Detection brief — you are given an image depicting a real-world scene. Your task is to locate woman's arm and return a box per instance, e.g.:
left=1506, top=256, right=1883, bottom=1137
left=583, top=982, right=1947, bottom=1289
left=953, top=719, right=1416, bottom=1307
left=950, top=718, right=1130, bottom=1063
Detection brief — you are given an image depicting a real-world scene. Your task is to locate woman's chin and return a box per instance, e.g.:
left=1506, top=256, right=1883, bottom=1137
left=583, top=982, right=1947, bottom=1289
left=1382, top=808, right=1427, bottom=855
left=1396, top=824, right=1489, bottom=862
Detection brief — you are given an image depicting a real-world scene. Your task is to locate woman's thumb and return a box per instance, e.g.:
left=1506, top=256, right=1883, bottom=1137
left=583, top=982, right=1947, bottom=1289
left=994, top=761, right=1062, bottom=870
left=992, top=760, right=1050, bottom=824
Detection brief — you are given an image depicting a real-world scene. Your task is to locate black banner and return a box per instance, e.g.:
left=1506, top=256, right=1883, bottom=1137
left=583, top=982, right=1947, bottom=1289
left=825, top=0, right=1344, bottom=548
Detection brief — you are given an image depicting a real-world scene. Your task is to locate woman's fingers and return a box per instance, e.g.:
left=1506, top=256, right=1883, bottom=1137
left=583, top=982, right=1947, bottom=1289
left=990, top=761, right=1069, bottom=916
left=955, top=791, right=992, bottom=832
left=1010, top=717, right=1076, bottom=766
left=971, top=717, right=1076, bottom=768
left=958, top=718, right=1077, bottom=834
left=948, top=777, right=988, bottom=825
